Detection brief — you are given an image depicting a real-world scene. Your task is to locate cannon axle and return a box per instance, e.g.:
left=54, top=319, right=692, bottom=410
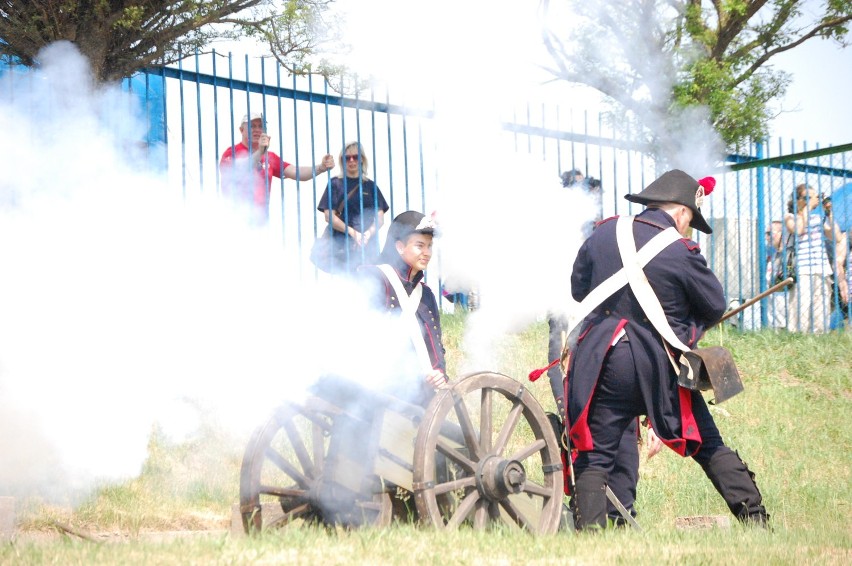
left=477, top=456, right=526, bottom=501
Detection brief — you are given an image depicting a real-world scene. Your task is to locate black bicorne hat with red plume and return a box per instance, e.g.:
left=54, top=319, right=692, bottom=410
left=624, top=169, right=716, bottom=234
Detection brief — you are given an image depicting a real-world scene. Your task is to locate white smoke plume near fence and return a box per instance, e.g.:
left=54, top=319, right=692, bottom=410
left=0, top=42, right=422, bottom=502
left=1, top=0, right=731, bottom=504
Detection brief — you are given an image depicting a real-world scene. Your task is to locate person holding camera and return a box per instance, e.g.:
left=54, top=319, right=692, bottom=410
left=784, top=184, right=842, bottom=333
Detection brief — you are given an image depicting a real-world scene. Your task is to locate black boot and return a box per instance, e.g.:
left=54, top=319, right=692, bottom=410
left=700, top=448, right=769, bottom=526
left=572, top=468, right=608, bottom=531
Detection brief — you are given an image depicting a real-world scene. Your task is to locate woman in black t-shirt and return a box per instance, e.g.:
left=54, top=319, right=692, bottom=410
left=316, top=141, right=390, bottom=274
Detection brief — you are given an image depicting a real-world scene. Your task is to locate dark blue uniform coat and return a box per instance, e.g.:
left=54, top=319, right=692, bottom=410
left=567, top=208, right=726, bottom=457
left=359, top=256, right=447, bottom=376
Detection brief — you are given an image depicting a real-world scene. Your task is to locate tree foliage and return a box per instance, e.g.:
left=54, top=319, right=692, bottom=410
left=242, top=0, right=346, bottom=80
left=540, top=0, right=852, bottom=156
left=0, top=1, right=337, bottom=83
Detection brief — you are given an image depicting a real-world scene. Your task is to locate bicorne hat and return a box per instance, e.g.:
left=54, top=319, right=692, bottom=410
left=380, top=210, right=438, bottom=263
left=386, top=210, right=436, bottom=243
left=624, top=169, right=716, bottom=234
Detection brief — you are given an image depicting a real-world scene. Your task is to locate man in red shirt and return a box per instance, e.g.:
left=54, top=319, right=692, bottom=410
left=219, top=112, right=335, bottom=223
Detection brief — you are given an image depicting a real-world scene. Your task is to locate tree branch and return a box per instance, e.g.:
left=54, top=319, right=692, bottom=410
left=732, top=15, right=852, bottom=86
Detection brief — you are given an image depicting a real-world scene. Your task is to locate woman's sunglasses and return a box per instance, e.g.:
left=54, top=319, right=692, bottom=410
left=344, top=154, right=361, bottom=162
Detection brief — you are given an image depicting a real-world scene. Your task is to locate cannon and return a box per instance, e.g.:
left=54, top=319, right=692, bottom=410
left=238, top=371, right=564, bottom=534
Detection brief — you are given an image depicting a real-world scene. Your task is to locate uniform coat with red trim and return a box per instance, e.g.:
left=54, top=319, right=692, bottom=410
left=566, top=207, right=726, bottom=457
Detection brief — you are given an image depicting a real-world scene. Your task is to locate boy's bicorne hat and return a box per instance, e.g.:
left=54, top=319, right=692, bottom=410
left=624, top=169, right=716, bottom=234
left=386, top=210, right=437, bottom=243
left=379, top=210, right=438, bottom=264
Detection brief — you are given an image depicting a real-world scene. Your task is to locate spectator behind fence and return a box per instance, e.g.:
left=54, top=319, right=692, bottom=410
left=548, top=169, right=605, bottom=402
left=561, top=169, right=587, bottom=189
left=561, top=169, right=603, bottom=237
left=784, top=184, right=840, bottom=333
left=219, top=112, right=335, bottom=224
left=765, top=220, right=788, bottom=328
left=822, top=196, right=848, bottom=327
left=846, top=231, right=852, bottom=320
left=315, top=142, right=390, bottom=274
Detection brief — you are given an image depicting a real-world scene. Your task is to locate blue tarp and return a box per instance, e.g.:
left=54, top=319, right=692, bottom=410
left=831, top=182, right=852, bottom=232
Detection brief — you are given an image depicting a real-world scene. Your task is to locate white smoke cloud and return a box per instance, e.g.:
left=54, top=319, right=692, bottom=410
left=326, top=1, right=598, bottom=370
left=4, top=1, right=720, bottom=502
left=0, top=42, right=425, bottom=502
left=540, top=2, right=725, bottom=174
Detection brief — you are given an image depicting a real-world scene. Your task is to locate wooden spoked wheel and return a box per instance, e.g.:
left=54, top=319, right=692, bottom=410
left=412, top=372, right=563, bottom=534
left=239, top=396, right=392, bottom=533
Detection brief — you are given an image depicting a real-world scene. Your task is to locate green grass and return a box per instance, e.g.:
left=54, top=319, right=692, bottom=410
left=3, top=315, right=851, bottom=565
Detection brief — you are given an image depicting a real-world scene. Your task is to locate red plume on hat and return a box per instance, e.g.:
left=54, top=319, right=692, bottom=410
left=698, top=176, right=715, bottom=196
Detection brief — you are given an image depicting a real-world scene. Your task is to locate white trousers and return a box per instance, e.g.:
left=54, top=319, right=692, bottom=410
left=787, top=274, right=830, bottom=334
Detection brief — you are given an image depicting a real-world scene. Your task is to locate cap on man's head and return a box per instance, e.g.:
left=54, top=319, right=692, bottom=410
left=241, top=112, right=265, bottom=125
left=624, top=169, right=715, bottom=234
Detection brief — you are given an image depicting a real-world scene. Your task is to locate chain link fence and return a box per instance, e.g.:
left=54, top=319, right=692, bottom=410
left=705, top=144, right=852, bottom=332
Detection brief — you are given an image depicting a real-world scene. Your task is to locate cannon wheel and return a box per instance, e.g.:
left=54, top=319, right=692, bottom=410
left=239, top=397, right=392, bottom=533
left=412, top=372, right=563, bottom=534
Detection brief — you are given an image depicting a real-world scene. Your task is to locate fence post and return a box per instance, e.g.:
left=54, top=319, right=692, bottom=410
left=755, top=141, right=768, bottom=328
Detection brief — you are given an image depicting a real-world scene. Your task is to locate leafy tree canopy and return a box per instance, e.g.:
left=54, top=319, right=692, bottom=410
left=0, top=1, right=339, bottom=83
left=540, top=0, right=851, bottom=156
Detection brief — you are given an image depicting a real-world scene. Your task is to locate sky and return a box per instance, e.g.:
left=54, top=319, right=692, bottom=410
left=325, top=0, right=850, bottom=147
left=0, top=0, right=848, bottom=505
left=768, top=37, right=851, bottom=147
left=205, top=1, right=850, bottom=147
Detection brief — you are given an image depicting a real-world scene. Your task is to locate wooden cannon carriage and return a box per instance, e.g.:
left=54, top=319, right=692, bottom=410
left=239, top=371, right=565, bottom=534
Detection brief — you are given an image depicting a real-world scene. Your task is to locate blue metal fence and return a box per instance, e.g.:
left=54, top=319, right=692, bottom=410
left=126, top=52, right=852, bottom=332
left=124, top=53, right=438, bottom=250
left=3, top=51, right=850, bottom=331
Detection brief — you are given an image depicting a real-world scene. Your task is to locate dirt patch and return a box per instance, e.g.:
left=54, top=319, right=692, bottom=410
left=10, top=525, right=228, bottom=545
left=675, top=515, right=731, bottom=530
left=774, top=369, right=852, bottom=400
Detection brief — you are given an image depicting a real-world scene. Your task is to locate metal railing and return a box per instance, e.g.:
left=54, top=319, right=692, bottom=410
left=3, top=51, right=850, bottom=331
left=709, top=143, right=852, bottom=332
left=126, top=52, right=852, bottom=332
